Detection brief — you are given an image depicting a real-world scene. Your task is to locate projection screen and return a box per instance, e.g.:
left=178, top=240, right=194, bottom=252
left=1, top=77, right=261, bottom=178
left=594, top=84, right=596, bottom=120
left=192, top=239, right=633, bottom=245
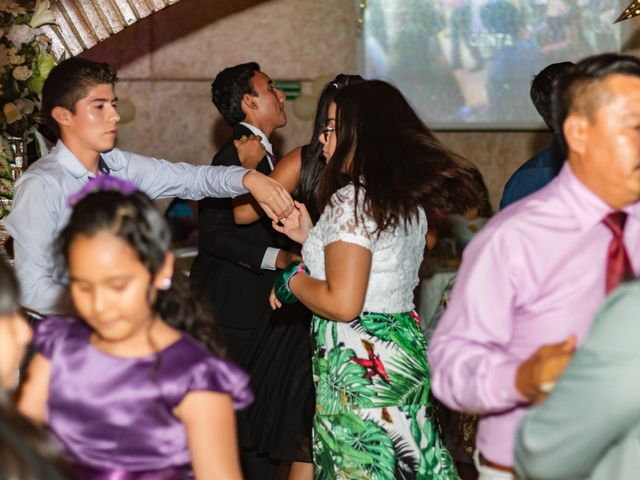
left=360, top=0, right=630, bottom=129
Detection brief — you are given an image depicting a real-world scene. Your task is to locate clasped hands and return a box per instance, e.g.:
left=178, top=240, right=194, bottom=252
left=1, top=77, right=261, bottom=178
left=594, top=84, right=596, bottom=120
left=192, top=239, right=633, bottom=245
left=515, top=335, right=577, bottom=404
left=272, top=201, right=313, bottom=245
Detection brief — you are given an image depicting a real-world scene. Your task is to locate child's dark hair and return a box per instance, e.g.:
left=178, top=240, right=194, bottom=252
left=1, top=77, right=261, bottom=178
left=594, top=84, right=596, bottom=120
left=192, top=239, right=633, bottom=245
left=42, top=57, right=118, bottom=138
left=55, top=189, right=225, bottom=356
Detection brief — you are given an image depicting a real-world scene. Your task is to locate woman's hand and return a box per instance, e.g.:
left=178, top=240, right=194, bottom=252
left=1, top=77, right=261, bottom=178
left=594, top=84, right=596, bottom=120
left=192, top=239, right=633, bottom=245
left=272, top=201, right=313, bottom=244
left=269, top=287, right=282, bottom=310
left=235, top=135, right=265, bottom=169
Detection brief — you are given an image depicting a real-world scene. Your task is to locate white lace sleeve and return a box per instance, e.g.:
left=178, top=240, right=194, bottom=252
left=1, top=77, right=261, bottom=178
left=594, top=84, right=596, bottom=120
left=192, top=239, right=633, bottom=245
left=322, top=184, right=377, bottom=251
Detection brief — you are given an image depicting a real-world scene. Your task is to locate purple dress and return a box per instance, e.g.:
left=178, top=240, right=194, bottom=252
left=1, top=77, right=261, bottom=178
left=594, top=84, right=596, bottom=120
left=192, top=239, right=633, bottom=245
left=34, top=316, right=253, bottom=479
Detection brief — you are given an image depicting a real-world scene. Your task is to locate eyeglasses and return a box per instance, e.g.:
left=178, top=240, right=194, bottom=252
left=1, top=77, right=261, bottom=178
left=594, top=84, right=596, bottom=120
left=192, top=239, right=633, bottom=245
left=321, top=126, right=336, bottom=142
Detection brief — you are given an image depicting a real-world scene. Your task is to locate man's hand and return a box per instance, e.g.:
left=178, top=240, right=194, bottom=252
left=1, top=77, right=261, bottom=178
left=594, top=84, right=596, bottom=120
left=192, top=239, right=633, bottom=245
left=515, top=335, right=577, bottom=404
left=242, top=170, right=293, bottom=220
left=272, top=201, right=313, bottom=245
left=235, top=135, right=265, bottom=170
left=275, top=250, right=302, bottom=269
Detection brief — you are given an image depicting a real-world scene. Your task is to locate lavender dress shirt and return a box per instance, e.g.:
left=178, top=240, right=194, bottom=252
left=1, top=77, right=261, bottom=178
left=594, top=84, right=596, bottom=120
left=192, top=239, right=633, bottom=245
left=428, top=163, right=640, bottom=466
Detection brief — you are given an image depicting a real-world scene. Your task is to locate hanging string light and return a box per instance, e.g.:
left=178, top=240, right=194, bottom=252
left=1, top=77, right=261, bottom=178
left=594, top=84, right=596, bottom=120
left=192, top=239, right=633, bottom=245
left=615, top=0, right=640, bottom=23
left=357, top=1, right=367, bottom=36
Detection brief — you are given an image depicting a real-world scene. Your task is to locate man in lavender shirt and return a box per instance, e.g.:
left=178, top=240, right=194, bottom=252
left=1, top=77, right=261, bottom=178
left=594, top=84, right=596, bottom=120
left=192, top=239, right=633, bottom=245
left=429, top=53, right=640, bottom=479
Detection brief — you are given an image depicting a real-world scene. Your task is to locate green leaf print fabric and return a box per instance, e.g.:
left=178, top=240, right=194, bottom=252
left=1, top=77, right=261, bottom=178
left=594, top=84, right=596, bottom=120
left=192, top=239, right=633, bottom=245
left=311, top=311, right=460, bottom=479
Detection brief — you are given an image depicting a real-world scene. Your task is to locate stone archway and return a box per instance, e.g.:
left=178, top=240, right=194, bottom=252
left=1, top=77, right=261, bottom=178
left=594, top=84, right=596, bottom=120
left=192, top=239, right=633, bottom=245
left=42, top=0, right=183, bottom=59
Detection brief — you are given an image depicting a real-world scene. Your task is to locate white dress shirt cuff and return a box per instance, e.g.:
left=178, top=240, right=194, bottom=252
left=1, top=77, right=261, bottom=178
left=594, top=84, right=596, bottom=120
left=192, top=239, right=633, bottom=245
left=261, top=247, right=280, bottom=270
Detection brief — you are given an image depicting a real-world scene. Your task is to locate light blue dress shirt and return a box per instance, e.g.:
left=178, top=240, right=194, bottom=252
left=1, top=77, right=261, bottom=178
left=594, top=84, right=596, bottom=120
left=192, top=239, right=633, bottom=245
left=515, top=281, right=640, bottom=479
left=2, top=140, right=248, bottom=314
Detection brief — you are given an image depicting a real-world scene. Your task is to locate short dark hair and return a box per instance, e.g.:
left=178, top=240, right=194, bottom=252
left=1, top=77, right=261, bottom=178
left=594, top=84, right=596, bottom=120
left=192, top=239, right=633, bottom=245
left=553, top=53, right=640, bottom=150
left=42, top=57, right=118, bottom=137
left=530, top=61, right=574, bottom=130
left=211, top=62, right=260, bottom=126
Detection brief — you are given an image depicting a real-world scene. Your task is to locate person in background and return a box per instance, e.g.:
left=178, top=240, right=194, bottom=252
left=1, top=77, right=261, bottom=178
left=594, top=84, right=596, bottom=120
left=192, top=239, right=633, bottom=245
left=500, top=61, right=574, bottom=209
left=429, top=53, right=640, bottom=480
left=483, top=0, right=545, bottom=124
left=17, top=178, right=252, bottom=479
left=2, top=57, right=293, bottom=316
left=0, top=259, right=70, bottom=479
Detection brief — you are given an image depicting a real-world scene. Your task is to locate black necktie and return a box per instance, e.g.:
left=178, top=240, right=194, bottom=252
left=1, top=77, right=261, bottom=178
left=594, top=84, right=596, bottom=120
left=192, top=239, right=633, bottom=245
left=98, top=156, right=111, bottom=175
left=266, top=151, right=277, bottom=169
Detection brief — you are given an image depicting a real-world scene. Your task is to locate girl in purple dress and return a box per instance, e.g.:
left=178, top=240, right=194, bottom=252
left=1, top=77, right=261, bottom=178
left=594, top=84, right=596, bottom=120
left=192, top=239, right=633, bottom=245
left=17, top=177, right=253, bottom=479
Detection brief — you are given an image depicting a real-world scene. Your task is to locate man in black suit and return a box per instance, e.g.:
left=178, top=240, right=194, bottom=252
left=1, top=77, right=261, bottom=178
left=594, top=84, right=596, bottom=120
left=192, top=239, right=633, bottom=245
left=190, top=62, right=296, bottom=479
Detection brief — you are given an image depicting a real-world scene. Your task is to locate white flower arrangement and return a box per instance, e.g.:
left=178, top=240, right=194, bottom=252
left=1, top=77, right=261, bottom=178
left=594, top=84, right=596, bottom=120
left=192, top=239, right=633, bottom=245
left=1, top=0, right=56, bottom=138
left=0, top=0, right=57, bottom=218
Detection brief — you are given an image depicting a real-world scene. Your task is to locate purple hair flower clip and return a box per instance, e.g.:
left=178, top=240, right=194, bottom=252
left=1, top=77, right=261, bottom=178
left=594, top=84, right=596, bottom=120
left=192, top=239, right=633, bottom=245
left=67, top=175, right=138, bottom=207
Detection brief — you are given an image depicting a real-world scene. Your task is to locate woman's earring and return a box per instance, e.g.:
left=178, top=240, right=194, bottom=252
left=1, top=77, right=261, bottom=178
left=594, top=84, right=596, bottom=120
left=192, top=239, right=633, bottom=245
left=160, top=277, right=172, bottom=290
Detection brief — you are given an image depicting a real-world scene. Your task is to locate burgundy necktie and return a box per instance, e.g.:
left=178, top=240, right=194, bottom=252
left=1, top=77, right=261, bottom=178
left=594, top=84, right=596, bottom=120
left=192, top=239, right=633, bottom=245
left=603, top=211, right=634, bottom=294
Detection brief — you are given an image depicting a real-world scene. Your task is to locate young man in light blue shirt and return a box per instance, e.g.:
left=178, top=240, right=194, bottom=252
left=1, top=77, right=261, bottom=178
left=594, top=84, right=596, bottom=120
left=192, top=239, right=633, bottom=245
left=2, top=57, right=292, bottom=315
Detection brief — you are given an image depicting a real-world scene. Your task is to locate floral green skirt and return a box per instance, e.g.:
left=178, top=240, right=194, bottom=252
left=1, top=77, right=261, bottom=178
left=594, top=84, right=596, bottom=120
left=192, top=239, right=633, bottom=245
left=311, top=311, right=459, bottom=480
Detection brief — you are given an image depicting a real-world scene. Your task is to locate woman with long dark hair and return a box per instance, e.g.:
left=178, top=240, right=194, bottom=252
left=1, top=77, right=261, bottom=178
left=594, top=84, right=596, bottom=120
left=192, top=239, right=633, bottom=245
left=271, top=80, right=482, bottom=478
left=0, top=259, right=70, bottom=479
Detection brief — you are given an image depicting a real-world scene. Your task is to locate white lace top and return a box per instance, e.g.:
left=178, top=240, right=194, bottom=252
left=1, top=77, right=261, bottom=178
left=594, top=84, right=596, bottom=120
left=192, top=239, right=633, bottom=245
left=301, top=184, right=428, bottom=313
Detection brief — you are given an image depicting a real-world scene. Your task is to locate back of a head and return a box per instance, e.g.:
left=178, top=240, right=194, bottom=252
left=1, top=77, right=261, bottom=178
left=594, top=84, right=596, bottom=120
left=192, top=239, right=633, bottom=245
left=211, top=62, right=260, bottom=127
left=0, top=259, right=19, bottom=315
left=318, top=79, right=482, bottom=230
left=530, top=61, right=574, bottom=130
left=332, top=79, right=432, bottom=155
left=553, top=53, right=640, bottom=150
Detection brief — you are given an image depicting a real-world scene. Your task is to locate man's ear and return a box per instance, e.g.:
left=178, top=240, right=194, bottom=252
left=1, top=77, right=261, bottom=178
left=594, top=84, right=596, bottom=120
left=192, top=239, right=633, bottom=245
left=51, top=106, right=73, bottom=128
left=242, top=93, right=258, bottom=111
left=563, top=113, right=588, bottom=157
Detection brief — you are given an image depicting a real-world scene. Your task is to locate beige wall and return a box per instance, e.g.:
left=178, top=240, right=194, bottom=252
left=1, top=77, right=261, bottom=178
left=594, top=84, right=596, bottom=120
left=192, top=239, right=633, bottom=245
left=82, top=0, right=557, bottom=210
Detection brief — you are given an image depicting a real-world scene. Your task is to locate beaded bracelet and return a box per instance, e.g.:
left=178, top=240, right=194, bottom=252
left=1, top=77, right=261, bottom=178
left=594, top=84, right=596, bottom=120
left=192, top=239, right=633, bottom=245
left=274, top=260, right=309, bottom=304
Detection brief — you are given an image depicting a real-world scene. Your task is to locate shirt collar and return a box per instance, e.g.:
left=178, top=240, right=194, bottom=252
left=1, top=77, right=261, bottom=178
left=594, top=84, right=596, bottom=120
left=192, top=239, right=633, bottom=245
left=557, top=162, right=640, bottom=230
left=239, top=122, right=273, bottom=155
left=54, top=140, right=120, bottom=178
left=54, top=140, right=93, bottom=179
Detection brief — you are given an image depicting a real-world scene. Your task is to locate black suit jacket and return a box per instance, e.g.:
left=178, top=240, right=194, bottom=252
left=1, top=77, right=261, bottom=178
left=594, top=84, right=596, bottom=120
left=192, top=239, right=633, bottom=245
left=190, top=125, right=289, bottom=333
